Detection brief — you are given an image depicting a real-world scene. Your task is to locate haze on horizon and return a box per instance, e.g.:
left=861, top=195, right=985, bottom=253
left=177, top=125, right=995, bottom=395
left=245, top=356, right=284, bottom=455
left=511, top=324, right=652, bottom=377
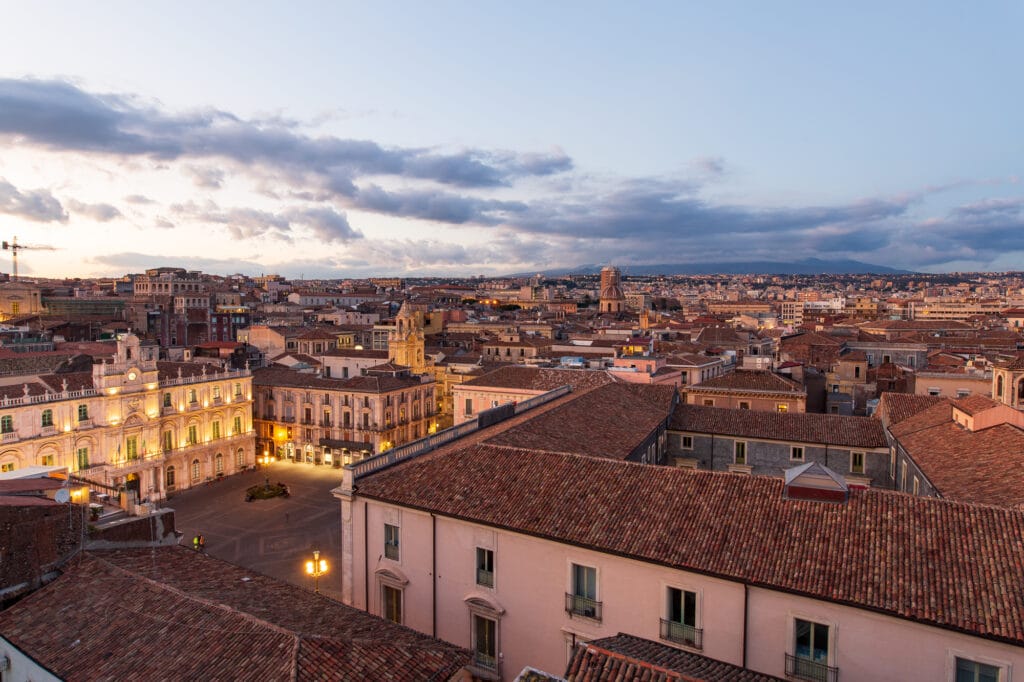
left=0, top=2, right=1021, bottom=280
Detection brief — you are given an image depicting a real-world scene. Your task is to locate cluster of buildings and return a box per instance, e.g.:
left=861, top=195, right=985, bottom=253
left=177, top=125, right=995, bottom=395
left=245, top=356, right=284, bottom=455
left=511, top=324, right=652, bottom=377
left=1, top=264, right=1024, bottom=680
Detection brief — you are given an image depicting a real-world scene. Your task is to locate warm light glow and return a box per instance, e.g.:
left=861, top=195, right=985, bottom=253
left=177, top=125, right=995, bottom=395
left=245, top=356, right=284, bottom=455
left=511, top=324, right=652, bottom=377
left=108, top=388, right=118, bottom=395
left=147, top=383, right=157, bottom=390
left=203, top=401, right=209, bottom=408
left=64, top=424, right=71, bottom=432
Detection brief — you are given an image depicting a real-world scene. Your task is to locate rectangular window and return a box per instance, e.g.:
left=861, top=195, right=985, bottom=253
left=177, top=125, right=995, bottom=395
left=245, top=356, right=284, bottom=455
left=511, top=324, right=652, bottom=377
left=473, top=614, right=497, bottom=670
left=739, top=401, right=750, bottom=410
left=76, top=447, right=89, bottom=469
left=734, top=441, right=747, bottom=465
left=213, top=386, right=221, bottom=400
left=851, top=451, right=865, bottom=475
left=913, top=477, right=920, bottom=495
left=928, top=387, right=941, bottom=397
left=791, top=618, right=830, bottom=680
left=791, top=446, right=804, bottom=461
left=126, top=436, right=138, bottom=459
left=681, top=435, right=693, bottom=449
left=384, top=523, right=400, bottom=561
left=476, top=547, right=494, bottom=588
left=777, top=403, right=788, bottom=413
left=41, top=409, right=53, bottom=427
left=162, top=430, right=173, bottom=452
left=188, top=424, right=198, bottom=445
left=1, top=415, right=13, bottom=433
left=78, top=404, right=89, bottom=421
left=955, top=657, right=1001, bottom=682
left=465, top=398, right=473, bottom=415
left=703, top=399, right=714, bottom=406
left=567, top=563, right=600, bottom=619
left=40, top=453, right=54, bottom=466
left=661, top=587, right=700, bottom=648
left=901, top=461, right=908, bottom=491
left=163, top=393, right=172, bottom=408
left=212, top=421, right=221, bottom=439
left=382, top=585, right=402, bottom=624
left=233, top=416, right=242, bottom=435
left=0, top=462, right=12, bottom=472
left=189, top=388, right=197, bottom=404
left=234, top=382, right=242, bottom=397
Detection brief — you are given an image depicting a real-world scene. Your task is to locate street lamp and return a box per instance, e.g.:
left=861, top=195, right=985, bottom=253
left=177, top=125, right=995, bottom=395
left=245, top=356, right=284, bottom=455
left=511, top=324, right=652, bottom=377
left=305, top=547, right=328, bottom=594
left=260, top=452, right=272, bottom=490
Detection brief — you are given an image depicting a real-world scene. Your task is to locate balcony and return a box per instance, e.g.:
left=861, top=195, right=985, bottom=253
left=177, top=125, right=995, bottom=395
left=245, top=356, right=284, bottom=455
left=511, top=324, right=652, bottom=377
left=384, top=541, right=399, bottom=561
left=40, top=425, right=58, bottom=437
left=77, top=418, right=95, bottom=429
left=301, top=419, right=314, bottom=426
left=472, top=651, right=498, bottom=675
left=320, top=419, right=333, bottom=427
left=565, top=593, right=602, bottom=621
left=785, top=654, right=838, bottom=682
left=659, top=619, right=702, bottom=649
left=1, top=431, right=18, bottom=443
left=476, top=568, right=494, bottom=588
left=280, top=416, right=296, bottom=423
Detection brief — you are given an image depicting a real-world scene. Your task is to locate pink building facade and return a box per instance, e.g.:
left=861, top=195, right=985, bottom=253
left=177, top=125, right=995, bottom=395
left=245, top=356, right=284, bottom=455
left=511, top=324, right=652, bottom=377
left=335, top=456, right=1024, bottom=681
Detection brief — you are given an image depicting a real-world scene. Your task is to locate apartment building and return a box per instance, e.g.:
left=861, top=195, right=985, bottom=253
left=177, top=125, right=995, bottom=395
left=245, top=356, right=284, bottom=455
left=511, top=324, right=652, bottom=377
left=336, top=446, right=1024, bottom=681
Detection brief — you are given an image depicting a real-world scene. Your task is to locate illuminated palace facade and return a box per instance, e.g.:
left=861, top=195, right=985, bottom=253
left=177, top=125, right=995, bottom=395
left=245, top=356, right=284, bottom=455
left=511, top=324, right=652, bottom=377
left=0, top=334, right=255, bottom=500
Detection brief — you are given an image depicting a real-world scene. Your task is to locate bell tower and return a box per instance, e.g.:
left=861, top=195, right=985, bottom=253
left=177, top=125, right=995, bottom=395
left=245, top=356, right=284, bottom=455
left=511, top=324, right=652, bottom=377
left=388, top=302, right=426, bottom=374
left=993, top=353, right=1024, bottom=410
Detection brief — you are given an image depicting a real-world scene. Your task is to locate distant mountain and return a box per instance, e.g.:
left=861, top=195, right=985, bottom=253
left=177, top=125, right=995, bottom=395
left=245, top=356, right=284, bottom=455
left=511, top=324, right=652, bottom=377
left=513, top=258, right=913, bottom=277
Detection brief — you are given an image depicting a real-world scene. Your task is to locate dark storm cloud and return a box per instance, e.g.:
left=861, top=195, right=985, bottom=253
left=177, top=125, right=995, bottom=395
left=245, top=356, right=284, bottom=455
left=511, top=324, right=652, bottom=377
left=0, top=178, right=68, bottom=222
left=0, top=78, right=572, bottom=189
left=899, top=198, right=1024, bottom=266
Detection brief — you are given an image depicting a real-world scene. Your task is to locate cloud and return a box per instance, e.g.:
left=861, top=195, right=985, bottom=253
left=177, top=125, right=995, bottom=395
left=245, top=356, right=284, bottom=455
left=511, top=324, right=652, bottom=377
left=183, top=164, right=226, bottom=189
left=66, top=199, right=122, bottom=222
left=0, top=78, right=571, bottom=190
left=0, top=178, right=68, bottom=222
left=89, top=252, right=267, bottom=274
left=124, top=194, right=155, bottom=204
left=170, top=200, right=362, bottom=243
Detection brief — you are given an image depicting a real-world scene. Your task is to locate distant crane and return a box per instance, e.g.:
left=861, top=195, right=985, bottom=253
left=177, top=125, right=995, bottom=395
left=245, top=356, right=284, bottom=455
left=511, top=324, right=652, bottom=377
left=2, top=237, right=57, bottom=281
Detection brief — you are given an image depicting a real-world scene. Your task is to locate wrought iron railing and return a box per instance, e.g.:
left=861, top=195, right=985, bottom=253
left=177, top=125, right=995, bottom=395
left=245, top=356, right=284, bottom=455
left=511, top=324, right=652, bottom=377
left=565, top=593, right=602, bottom=620
left=476, top=568, right=494, bottom=588
left=659, top=619, right=702, bottom=649
left=785, top=654, right=839, bottom=682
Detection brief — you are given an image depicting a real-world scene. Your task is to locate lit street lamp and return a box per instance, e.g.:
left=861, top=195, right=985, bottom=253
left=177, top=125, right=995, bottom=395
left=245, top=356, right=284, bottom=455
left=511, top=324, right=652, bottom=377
left=305, top=547, right=328, bottom=594
left=260, top=452, right=273, bottom=490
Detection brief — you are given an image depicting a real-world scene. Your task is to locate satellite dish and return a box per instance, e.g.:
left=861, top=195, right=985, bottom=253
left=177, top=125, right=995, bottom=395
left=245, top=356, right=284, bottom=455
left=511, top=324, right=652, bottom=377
left=54, top=488, right=70, bottom=504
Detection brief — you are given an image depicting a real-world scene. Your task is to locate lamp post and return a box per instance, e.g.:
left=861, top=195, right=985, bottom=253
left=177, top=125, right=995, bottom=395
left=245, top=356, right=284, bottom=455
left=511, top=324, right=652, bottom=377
left=260, top=452, right=272, bottom=490
left=305, top=547, right=328, bottom=594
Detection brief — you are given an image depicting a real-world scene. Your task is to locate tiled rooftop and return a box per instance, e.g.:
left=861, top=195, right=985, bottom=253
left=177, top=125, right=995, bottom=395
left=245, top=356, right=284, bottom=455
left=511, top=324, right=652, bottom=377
left=875, top=392, right=948, bottom=426
left=569, top=634, right=784, bottom=682
left=0, top=548, right=470, bottom=681
left=688, top=370, right=804, bottom=394
left=670, top=404, right=886, bottom=448
left=357, top=445, right=1024, bottom=645
left=486, top=383, right=676, bottom=459
left=462, top=366, right=615, bottom=393
left=253, top=366, right=423, bottom=392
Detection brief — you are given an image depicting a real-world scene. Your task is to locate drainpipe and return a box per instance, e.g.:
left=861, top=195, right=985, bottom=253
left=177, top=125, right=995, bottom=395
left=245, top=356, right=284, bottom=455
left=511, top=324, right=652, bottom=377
left=742, top=583, right=749, bottom=669
left=363, top=501, right=369, bottom=610
left=710, top=433, right=715, bottom=471
left=432, top=513, right=437, bottom=637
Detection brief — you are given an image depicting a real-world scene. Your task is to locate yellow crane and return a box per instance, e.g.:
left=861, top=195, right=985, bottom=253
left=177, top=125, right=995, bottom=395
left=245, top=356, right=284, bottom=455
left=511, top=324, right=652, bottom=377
left=2, top=236, right=56, bottom=281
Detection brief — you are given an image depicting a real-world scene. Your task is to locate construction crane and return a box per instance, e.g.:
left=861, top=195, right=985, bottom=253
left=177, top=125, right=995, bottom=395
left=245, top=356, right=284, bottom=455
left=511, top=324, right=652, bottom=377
left=2, top=236, right=57, bottom=281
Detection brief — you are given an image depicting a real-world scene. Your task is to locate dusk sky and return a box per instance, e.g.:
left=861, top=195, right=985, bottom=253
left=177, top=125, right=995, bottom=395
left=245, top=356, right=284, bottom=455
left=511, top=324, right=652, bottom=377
left=0, top=2, right=1021, bottom=279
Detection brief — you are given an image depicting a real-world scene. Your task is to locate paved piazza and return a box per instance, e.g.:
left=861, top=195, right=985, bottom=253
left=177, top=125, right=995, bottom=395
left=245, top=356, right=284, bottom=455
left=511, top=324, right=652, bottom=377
left=165, top=461, right=345, bottom=600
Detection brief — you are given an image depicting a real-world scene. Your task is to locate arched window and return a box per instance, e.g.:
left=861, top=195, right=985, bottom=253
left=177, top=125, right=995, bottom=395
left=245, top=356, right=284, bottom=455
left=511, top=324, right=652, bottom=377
left=997, top=375, right=1004, bottom=398
left=191, top=459, right=200, bottom=481
left=1018, top=379, right=1024, bottom=402
left=215, top=453, right=223, bottom=475
left=166, top=466, right=176, bottom=489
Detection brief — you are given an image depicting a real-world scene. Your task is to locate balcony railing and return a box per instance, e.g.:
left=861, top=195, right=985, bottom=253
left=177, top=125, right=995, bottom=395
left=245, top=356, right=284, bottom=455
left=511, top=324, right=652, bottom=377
left=40, top=425, right=58, bottom=437
left=473, top=651, right=498, bottom=672
left=280, top=416, right=296, bottom=423
left=320, top=419, right=333, bottom=427
left=476, top=568, right=494, bottom=588
left=785, top=654, right=839, bottom=682
left=659, top=619, right=702, bottom=649
left=565, top=593, right=602, bottom=621
left=1, top=431, right=18, bottom=443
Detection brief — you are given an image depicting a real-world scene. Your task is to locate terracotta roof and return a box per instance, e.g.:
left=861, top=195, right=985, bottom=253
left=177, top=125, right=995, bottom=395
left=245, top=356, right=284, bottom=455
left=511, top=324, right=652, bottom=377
left=568, top=634, right=784, bottom=682
left=253, top=367, right=424, bottom=393
left=323, top=348, right=390, bottom=359
left=670, top=404, right=886, bottom=448
left=688, top=370, right=804, bottom=395
left=952, top=394, right=1000, bottom=415
left=356, top=445, right=1024, bottom=645
left=875, top=392, right=947, bottom=426
left=0, top=548, right=470, bottom=681
left=462, top=366, right=615, bottom=393
left=486, top=383, right=676, bottom=459
left=996, top=352, right=1024, bottom=370
left=156, top=361, right=225, bottom=380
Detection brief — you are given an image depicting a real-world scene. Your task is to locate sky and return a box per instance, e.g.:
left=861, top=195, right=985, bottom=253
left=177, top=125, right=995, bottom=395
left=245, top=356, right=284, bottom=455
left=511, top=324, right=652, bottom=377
left=0, top=2, right=1021, bottom=279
